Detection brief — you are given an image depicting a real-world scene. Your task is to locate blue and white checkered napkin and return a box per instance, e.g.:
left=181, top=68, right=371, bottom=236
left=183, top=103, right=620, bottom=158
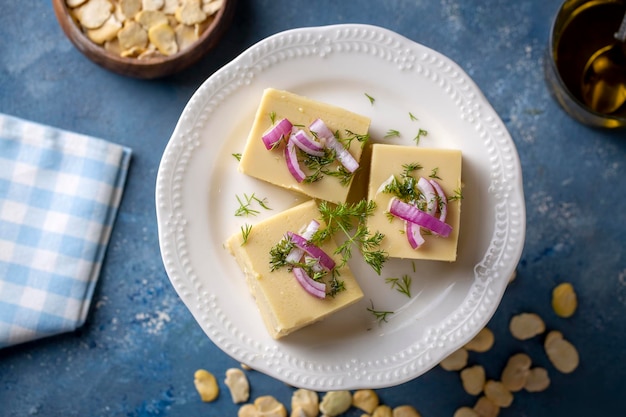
left=0, top=114, right=131, bottom=348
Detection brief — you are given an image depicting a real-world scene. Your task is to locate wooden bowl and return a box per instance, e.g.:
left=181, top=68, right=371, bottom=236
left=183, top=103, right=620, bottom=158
left=52, top=0, right=237, bottom=79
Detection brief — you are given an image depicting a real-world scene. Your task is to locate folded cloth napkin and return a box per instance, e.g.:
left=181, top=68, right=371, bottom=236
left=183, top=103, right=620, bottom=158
left=0, top=114, right=131, bottom=348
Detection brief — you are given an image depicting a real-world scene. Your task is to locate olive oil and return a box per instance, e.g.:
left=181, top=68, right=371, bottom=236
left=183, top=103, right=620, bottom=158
left=553, top=0, right=626, bottom=117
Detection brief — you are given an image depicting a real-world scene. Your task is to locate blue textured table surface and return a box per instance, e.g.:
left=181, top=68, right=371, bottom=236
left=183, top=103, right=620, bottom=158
left=1, top=1, right=625, bottom=416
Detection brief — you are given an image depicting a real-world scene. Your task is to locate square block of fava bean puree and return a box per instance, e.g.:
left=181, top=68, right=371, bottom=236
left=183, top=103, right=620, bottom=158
left=225, top=200, right=364, bottom=339
left=367, top=144, right=462, bottom=261
left=239, top=88, right=371, bottom=204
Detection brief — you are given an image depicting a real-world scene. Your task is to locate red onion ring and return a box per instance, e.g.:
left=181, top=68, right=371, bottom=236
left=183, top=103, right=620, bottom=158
left=389, top=198, right=452, bottom=237
left=291, top=129, right=325, bottom=157
left=292, top=267, right=326, bottom=299
left=284, top=137, right=306, bottom=182
left=429, top=179, right=448, bottom=223
left=286, top=231, right=336, bottom=270
left=261, top=118, right=292, bottom=150
left=310, top=118, right=359, bottom=173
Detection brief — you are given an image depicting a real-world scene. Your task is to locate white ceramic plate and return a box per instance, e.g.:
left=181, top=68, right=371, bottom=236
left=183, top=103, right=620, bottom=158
left=156, top=24, right=525, bottom=390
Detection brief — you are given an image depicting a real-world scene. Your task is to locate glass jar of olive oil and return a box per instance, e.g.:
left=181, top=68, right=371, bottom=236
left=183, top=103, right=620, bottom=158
left=545, top=0, right=626, bottom=128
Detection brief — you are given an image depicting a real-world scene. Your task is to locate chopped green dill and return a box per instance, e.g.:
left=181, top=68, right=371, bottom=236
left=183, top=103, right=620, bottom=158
left=412, top=261, right=416, bottom=272
left=409, top=112, right=419, bottom=121
left=302, top=149, right=354, bottom=186
left=344, top=129, right=370, bottom=149
left=413, top=128, right=428, bottom=145
left=365, top=93, right=375, bottom=105
left=429, top=167, right=442, bottom=180
left=240, top=224, right=252, bottom=245
left=385, top=275, right=412, bottom=297
left=269, top=111, right=277, bottom=124
left=448, top=187, right=464, bottom=201
left=232, top=153, right=242, bottom=161
left=234, top=193, right=271, bottom=217
left=268, top=235, right=295, bottom=271
left=367, top=300, right=394, bottom=323
left=313, top=200, right=388, bottom=274
left=385, top=129, right=401, bottom=138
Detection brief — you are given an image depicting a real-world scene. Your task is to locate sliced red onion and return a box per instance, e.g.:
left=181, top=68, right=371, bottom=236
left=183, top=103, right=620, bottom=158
left=292, top=267, right=326, bottom=299
left=286, top=231, right=336, bottom=270
left=325, top=135, right=359, bottom=173
left=429, top=179, right=448, bottom=223
left=308, top=118, right=334, bottom=139
left=406, top=221, right=425, bottom=249
left=286, top=220, right=320, bottom=264
left=417, top=177, right=437, bottom=215
left=389, top=198, right=452, bottom=237
left=284, top=137, right=306, bottom=182
left=261, top=118, right=292, bottom=150
left=310, top=118, right=359, bottom=173
left=291, top=129, right=325, bottom=157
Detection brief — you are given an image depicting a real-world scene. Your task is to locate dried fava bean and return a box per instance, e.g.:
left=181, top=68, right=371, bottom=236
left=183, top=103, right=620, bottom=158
left=255, top=396, right=287, bottom=417
left=176, top=0, right=208, bottom=25
left=454, top=407, right=480, bottom=417
left=118, top=20, right=149, bottom=50
left=202, top=0, right=223, bottom=15
left=104, top=38, right=123, bottom=54
left=460, top=365, right=486, bottom=396
left=500, top=353, right=531, bottom=392
left=544, top=330, right=579, bottom=374
left=509, top=312, right=545, bottom=340
left=464, top=328, right=495, bottom=352
left=319, top=391, right=352, bottom=417
left=120, top=0, right=142, bottom=19
left=483, top=381, right=513, bottom=408
left=163, top=0, right=179, bottom=14
left=224, top=368, right=249, bottom=404
left=239, top=404, right=259, bottom=417
left=372, top=405, right=393, bottom=417
left=291, top=388, right=319, bottom=417
left=143, top=0, right=165, bottom=11
left=75, top=0, right=114, bottom=29
left=352, top=389, right=379, bottom=414
left=392, top=405, right=422, bottom=417
left=439, top=347, right=468, bottom=371
left=175, top=24, right=199, bottom=51
left=193, top=369, right=219, bottom=402
left=552, top=282, right=577, bottom=318
left=473, top=396, right=500, bottom=417
left=149, top=22, right=178, bottom=55
left=86, top=14, right=122, bottom=44
left=524, top=367, right=551, bottom=392
left=136, top=10, right=170, bottom=29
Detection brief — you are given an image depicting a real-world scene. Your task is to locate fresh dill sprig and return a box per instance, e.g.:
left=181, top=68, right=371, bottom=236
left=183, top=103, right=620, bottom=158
left=269, top=111, right=277, bottom=124
left=385, top=274, right=412, bottom=297
left=409, top=112, right=419, bottom=122
left=302, top=149, right=354, bottom=186
left=268, top=235, right=295, bottom=271
left=385, top=129, right=401, bottom=138
left=240, top=224, right=252, bottom=245
left=429, top=167, right=442, bottom=180
left=344, top=129, right=370, bottom=149
left=313, top=200, right=388, bottom=274
left=234, top=193, right=271, bottom=217
left=413, top=128, right=428, bottom=145
left=365, top=93, right=375, bottom=105
left=448, top=187, right=463, bottom=202
left=232, top=153, right=242, bottom=161
left=367, top=300, right=394, bottom=323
